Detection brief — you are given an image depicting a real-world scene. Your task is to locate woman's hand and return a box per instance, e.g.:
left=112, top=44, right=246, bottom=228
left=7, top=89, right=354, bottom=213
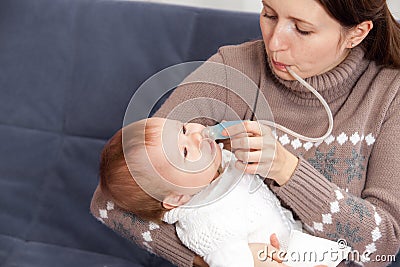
left=193, top=234, right=285, bottom=267
left=194, top=233, right=328, bottom=267
left=224, top=121, right=298, bottom=186
left=250, top=233, right=288, bottom=267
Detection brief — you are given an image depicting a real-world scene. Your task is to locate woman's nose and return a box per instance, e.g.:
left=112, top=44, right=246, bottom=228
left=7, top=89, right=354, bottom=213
left=268, top=24, right=289, bottom=52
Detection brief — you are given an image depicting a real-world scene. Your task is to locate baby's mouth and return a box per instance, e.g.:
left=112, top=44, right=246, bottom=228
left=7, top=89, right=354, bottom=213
left=201, top=138, right=215, bottom=154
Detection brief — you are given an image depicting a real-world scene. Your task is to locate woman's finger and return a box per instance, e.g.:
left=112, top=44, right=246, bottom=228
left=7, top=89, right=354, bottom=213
left=231, top=136, right=262, bottom=150
left=231, top=136, right=275, bottom=150
left=269, top=234, right=285, bottom=263
left=235, top=160, right=272, bottom=176
left=267, top=244, right=283, bottom=263
left=233, top=132, right=253, bottom=139
left=235, top=161, right=257, bottom=173
left=234, top=150, right=273, bottom=163
left=270, top=234, right=280, bottom=249
left=223, top=121, right=272, bottom=137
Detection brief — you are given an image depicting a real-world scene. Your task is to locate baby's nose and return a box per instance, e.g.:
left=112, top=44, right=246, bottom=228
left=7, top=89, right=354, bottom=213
left=190, top=131, right=203, bottom=144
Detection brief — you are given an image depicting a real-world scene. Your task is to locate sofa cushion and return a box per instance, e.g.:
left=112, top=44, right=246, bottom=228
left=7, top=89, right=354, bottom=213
left=0, top=234, right=145, bottom=267
left=0, top=0, right=261, bottom=265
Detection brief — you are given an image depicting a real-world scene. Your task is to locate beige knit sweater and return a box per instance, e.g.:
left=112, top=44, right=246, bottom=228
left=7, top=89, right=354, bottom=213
left=91, top=40, right=400, bottom=267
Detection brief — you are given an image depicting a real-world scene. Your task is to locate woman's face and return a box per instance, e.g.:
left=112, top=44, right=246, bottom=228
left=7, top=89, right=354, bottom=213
left=260, top=0, right=351, bottom=80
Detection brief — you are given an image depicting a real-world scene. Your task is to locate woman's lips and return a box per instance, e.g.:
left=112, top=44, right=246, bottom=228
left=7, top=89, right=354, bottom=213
left=272, top=60, right=289, bottom=72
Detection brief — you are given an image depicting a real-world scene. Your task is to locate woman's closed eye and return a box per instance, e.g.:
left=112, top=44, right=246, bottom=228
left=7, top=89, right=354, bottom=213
left=295, top=25, right=312, bottom=36
left=262, top=10, right=277, bottom=20
left=263, top=14, right=277, bottom=20
left=262, top=10, right=312, bottom=36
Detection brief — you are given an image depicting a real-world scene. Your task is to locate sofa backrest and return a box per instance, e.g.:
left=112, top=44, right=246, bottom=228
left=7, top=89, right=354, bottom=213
left=0, top=0, right=260, bottom=261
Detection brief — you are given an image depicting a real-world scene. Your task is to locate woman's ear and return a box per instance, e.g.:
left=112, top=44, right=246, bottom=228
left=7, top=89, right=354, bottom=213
left=162, top=193, right=191, bottom=210
left=347, top=20, right=373, bottom=48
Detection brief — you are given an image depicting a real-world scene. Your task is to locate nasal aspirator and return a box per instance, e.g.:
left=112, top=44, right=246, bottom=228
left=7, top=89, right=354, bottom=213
left=201, top=120, right=243, bottom=140
left=200, top=66, right=333, bottom=143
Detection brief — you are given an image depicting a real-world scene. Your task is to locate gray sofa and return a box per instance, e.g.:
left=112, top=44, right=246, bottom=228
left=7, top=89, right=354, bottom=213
left=0, top=0, right=260, bottom=266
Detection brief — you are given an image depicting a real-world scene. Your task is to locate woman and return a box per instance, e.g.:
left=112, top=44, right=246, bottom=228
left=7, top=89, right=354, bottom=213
left=91, top=0, right=400, bottom=266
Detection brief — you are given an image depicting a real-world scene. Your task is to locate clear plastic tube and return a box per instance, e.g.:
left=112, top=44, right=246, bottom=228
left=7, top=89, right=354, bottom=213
left=275, top=66, right=333, bottom=143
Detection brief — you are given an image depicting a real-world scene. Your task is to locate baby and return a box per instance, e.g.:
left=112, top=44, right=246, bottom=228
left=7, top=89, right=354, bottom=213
left=100, top=117, right=348, bottom=267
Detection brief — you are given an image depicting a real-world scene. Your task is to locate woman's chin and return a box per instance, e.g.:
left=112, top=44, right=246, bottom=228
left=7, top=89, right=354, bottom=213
left=273, top=68, right=298, bottom=81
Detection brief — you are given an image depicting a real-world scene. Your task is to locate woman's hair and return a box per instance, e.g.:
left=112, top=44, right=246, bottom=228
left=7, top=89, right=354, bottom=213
left=99, top=119, right=169, bottom=222
left=318, top=0, right=400, bottom=68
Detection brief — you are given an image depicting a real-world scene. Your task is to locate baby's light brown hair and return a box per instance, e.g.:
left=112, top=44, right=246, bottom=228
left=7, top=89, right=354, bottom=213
left=99, top=119, right=170, bottom=222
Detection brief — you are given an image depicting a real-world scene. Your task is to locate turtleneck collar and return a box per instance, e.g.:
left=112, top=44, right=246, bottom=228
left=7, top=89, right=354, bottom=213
left=265, top=46, right=370, bottom=104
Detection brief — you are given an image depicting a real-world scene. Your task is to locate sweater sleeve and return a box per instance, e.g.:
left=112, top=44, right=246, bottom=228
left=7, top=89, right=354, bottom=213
left=270, top=93, right=400, bottom=266
left=90, top=185, right=195, bottom=267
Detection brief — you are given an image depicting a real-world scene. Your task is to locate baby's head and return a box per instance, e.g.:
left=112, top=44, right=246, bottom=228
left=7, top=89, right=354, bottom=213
left=100, top=117, right=222, bottom=221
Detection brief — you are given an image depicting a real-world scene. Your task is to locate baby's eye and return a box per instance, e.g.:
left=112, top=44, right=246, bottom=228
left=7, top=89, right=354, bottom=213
left=183, top=147, right=188, bottom=158
left=182, top=124, right=187, bottom=134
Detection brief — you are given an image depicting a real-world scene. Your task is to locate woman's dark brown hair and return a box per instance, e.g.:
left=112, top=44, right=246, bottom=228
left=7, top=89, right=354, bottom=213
left=319, top=0, right=400, bottom=68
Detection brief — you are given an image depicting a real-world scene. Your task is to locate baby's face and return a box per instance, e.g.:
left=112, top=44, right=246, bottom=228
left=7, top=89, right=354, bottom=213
left=148, top=118, right=222, bottom=192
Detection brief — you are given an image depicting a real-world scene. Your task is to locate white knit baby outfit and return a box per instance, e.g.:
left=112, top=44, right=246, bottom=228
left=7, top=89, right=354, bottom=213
left=163, top=149, right=350, bottom=267
left=163, top=149, right=302, bottom=266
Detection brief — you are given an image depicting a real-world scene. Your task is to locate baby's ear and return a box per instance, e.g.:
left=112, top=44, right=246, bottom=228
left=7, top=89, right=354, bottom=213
left=162, top=193, right=191, bottom=209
